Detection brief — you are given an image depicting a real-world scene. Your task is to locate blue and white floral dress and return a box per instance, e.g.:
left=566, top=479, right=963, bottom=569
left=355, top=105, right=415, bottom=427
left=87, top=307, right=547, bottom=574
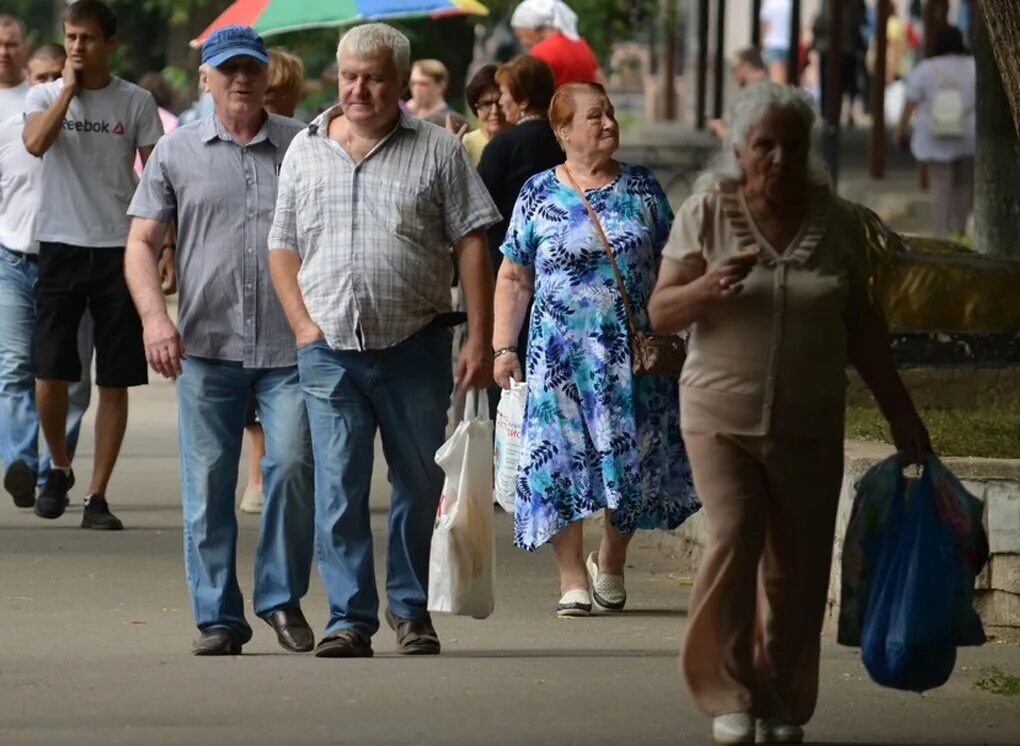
left=500, top=163, right=699, bottom=550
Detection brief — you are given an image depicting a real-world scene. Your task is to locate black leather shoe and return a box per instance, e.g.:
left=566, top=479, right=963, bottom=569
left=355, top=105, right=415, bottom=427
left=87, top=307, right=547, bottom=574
left=192, top=627, right=242, bottom=656
left=262, top=607, right=314, bottom=653
left=35, top=468, right=73, bottom=519
left=4, top=460, right=36, bottom=509
left=385, top=608, right=441, bottom=655
left=314, top=629, right=373, bottom=658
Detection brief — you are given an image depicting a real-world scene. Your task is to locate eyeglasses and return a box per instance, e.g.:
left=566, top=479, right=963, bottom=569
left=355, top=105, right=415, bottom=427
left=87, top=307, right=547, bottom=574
left=476, top=99, right=501, bottom=112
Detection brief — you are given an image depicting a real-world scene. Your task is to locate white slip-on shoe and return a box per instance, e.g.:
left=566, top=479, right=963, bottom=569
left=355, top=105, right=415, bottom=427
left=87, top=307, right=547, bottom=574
left=239, top=486, right=264, bottom=514
left=555, top=588, right=592, bottom=617
left=757, top=718, right=804, bottom=744
left=712, top=713, right=755, bottom=744
left=585, top=551, right=627, bottom=610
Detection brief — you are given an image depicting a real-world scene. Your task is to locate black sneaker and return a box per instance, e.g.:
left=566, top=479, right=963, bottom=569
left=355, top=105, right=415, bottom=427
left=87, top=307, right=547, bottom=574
left=81, top=494, right=124, bottom=530
left=4, top=460, right=36, bottom=508
left=34, top=469, right=74, bottom=519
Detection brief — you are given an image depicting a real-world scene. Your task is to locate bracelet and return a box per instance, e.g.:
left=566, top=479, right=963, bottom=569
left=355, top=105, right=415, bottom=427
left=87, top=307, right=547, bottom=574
left=493, top=346, right=517, bottom=359
left=161, top=244, right=175, bottom=252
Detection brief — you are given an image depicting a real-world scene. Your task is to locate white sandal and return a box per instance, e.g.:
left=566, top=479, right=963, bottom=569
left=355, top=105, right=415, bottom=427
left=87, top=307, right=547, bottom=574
left=586, top=551, right=627, bottom=611
left=556, top=588, right=592, bottom=617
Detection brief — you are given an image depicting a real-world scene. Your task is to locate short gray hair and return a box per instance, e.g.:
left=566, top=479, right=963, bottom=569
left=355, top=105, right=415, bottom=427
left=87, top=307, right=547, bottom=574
left=694, top=81, right=830, bottom=193
left=337, top=23, right=411, bottom=82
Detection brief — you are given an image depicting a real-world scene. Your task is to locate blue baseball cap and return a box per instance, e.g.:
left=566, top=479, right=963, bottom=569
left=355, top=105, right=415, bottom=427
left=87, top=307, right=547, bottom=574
left=201, top=25, right=269, bottom=68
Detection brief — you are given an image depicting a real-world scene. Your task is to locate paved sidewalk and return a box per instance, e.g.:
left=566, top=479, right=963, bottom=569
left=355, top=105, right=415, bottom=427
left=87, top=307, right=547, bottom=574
left=1, top=379, right=1018, bottom=745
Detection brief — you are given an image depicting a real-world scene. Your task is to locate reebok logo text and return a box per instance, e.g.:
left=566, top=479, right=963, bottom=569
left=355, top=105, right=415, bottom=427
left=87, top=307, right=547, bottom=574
left=62, top=119, right=125, bottom=135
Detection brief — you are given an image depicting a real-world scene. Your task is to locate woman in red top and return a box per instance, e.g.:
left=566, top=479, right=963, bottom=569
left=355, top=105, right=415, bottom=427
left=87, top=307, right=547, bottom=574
left=510, top=0, right=600, bottom=88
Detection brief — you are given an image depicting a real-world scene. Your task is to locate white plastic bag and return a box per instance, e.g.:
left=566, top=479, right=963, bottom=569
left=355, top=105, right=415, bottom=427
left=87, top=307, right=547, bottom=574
left=493, top=378, right=527, bottom=514
left=428, top=391, right=495, bottom=619
left=884, top=79, right=906, bottom=128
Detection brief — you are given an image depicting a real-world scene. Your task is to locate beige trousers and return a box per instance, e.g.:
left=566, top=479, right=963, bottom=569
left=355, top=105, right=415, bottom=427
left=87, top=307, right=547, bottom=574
left=681, top=431, right=844, bottom=725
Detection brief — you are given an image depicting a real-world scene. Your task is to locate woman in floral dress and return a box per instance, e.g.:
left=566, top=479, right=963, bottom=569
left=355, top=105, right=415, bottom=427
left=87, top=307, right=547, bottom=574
left=492, top=82, right=699, bottom=617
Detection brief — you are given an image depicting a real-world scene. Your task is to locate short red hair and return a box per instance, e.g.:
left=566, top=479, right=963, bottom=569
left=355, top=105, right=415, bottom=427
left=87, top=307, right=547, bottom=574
left=549, top=81, right=612, bottom=135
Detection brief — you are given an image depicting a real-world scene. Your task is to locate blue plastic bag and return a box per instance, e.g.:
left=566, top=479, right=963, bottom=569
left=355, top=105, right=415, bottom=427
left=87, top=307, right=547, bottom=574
left=859, top=464, right=958, bottom=692
left=839, top=454, right=988, bottom=652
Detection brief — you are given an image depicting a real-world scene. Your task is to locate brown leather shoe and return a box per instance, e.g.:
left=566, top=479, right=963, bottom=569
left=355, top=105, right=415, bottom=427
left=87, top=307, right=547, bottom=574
left=192, top=627, right=242, bottom=656
left=314, top=628, right=373, bottom=658
left=262, top=607, right=314, bottom=653
left=385, top=608, right=441, bottom=655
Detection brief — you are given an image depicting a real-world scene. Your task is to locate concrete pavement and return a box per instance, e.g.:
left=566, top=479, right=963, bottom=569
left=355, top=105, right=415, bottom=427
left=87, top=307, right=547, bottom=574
left=2, top=378, right=1019, bottom=745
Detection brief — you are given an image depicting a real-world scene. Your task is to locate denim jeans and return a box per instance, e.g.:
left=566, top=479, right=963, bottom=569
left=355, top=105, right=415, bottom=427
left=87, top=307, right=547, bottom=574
left=297, top=325, right=453, bottom=640
left=176, top=357, right=315, bottom=642
left=0, top=247, right=92, bottom=483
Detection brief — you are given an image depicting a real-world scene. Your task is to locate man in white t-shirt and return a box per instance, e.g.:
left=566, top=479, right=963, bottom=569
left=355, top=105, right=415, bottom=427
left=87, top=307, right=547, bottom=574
left=0, top=44, right=95, bottom=512
left=0, top=15, right=29, bottom=120
left=22, top=0, right=163, bottom=529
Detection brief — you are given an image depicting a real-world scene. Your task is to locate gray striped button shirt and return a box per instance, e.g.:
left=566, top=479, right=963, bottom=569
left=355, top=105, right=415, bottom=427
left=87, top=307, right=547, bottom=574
left=128, top=113, right=305, bottom=368
left=268, top=107, right=501, bottom=351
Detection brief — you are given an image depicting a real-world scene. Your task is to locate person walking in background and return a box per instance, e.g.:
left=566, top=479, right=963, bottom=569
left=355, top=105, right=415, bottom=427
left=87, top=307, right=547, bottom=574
left=758, top=0, right=792, bottom=84
left=22, top=0, right=163, bottom=529
left=125, top=25, right=315, bottom=657
left=265, top=48, right=304, bottom=119
left=460, top=64, right=510, bottom=165
left=0, top=15, right=29, bottom=119
left=812, top=0, right=867, bottom=126
left=478, top=54, right=563, bottom=413
left=134, top=72, right=178, bottom=174
left=647, top=83, right=929, bottom=745
left=1, top=42, right=94, bottom=511
left=493, top=82, right=698, bottom=617
left=268, top=23, right=499, bottom=659
left=510, top=0, right=599, bottom=88
left=710, top=48, right=768, bottom=139
left=896, top=25, right=974, bottom=238
left=238, top=45, right=306, bottom=517
left=406, top=59, right=455, bottom=119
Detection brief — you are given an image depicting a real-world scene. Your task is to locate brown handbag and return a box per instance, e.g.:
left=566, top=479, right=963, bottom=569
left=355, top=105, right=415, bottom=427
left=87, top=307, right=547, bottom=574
left=563, top=166, right=686, bottom=378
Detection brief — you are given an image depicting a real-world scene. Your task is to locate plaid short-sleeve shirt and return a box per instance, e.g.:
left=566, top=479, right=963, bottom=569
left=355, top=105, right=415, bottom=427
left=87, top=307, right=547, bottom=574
left=268, top=107, right=501, bottom=351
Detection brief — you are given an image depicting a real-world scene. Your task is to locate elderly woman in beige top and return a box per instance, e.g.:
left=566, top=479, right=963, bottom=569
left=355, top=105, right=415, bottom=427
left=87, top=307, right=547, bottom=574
left=648, top=83, right=930, bottom=745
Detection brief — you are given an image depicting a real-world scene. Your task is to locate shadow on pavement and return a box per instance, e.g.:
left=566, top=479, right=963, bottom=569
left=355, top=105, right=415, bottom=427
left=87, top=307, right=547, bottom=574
left=443, top=648, right=679, bottom=659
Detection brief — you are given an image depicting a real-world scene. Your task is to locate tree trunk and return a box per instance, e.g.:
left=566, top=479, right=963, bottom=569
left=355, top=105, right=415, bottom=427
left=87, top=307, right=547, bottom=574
left=979, top=0, right=1020, bottom=137
left=972, top=3, right=1020, bottom=258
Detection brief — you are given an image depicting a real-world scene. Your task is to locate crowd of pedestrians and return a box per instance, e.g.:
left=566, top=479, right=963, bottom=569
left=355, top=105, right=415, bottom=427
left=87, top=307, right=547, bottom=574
left=1, top=1, right=936, bottom=743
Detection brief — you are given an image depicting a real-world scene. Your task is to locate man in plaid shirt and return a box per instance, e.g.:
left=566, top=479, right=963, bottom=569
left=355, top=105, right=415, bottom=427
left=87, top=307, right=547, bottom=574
left=269, top=23, right=500, bottom=659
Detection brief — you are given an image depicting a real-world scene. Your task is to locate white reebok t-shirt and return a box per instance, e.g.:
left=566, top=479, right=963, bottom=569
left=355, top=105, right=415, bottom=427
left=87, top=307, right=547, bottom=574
left=0, top=114, right=42, bottom=253
left=0, top=81, right=30, bottom=121
left=760, top=0, right=792, bottom=50
left=25, top=77, right=163, bottom=247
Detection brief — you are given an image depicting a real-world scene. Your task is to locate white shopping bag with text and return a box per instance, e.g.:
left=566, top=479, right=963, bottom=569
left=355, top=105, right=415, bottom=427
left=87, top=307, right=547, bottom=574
left=493, top=378, right=527, bottom=514
left=428, top=391, right=495, bottom=619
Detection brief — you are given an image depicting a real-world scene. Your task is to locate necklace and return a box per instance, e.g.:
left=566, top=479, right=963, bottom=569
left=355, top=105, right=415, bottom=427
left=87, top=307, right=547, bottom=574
left=517, top=113, right=543, bottom=125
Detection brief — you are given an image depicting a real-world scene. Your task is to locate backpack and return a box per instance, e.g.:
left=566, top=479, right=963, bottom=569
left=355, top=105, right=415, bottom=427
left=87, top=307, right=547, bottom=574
left=928, top=65, right=969, bottom=139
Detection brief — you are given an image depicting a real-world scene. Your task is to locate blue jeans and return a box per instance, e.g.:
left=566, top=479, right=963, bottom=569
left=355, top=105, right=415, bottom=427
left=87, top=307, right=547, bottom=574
left=0, top=247, right=92, bottom=482
left=298, top=326, right=453, bottom=639
left=176, top=357, right=315, bottom=642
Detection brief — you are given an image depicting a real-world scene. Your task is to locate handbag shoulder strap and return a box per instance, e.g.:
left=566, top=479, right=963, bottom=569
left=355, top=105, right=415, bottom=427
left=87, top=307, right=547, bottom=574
left=562, top=164, right=638, bottom=338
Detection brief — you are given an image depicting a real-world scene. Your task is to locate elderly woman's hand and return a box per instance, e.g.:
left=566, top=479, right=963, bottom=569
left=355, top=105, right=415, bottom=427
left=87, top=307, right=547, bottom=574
left=698, top=253, right=758, bottom=300
left=889, top=409, right=932, bottom=466
left=494, top=351, right=523, bottom=390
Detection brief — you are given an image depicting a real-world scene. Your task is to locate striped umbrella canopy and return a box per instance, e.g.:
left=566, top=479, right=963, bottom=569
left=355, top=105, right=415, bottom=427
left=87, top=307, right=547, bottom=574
left=192, top=0, right=490, bottom=47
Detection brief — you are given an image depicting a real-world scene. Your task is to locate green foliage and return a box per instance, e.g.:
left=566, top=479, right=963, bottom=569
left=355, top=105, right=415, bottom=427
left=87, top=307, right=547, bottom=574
left=845, top=396, right=1020, bottom=459
left=974, top=666, right=1020, bottom=697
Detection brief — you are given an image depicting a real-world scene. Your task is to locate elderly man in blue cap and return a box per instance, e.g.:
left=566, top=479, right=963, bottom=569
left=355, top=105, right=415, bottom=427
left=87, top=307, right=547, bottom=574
left=124, top=25, right=315, bottom=657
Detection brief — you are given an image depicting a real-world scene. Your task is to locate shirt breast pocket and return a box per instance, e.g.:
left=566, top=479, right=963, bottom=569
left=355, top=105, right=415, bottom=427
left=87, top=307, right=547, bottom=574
left=370, top=178, right=441, bottom=246
left=297, top=175, right=327, bottom=236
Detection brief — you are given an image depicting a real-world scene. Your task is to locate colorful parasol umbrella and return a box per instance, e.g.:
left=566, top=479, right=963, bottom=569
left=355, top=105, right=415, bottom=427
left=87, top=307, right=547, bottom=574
left=192, top=0, right=490, bottom=47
